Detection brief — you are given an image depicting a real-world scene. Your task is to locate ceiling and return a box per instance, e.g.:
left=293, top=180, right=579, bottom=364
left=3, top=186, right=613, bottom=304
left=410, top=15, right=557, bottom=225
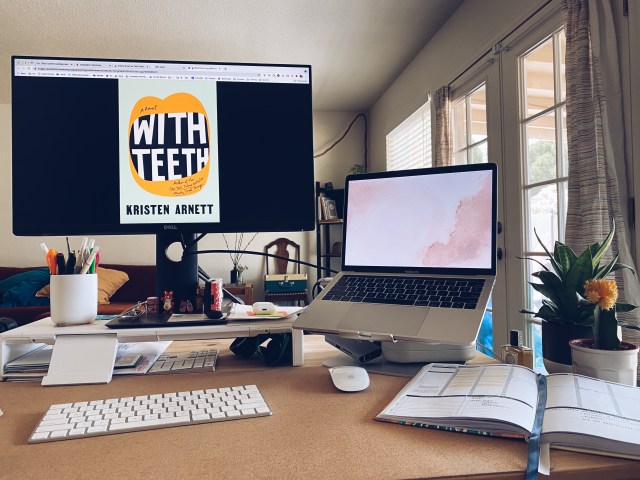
left=0, top=0, right=463, bottom=110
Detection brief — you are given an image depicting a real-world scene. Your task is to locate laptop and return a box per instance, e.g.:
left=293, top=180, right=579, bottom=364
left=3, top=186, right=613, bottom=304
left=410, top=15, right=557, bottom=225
left=293, top=163, right=497, bottom=345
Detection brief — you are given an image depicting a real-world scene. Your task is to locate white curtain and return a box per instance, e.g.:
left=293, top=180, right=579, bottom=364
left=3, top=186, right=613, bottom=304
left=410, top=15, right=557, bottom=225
left=433, top=86, right=451, bottom=167
left=562, top=0, right=640, bottom=338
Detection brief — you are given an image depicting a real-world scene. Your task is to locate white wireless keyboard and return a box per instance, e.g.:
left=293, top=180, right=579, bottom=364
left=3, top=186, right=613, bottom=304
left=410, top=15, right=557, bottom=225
left=28, top=384, right=271, bottom=443
left=148, top=348, right=218, bottom=374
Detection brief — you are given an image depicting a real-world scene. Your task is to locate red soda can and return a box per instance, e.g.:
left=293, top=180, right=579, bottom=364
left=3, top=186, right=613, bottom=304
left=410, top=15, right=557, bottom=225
left=204, top=278, right=222, bottom=318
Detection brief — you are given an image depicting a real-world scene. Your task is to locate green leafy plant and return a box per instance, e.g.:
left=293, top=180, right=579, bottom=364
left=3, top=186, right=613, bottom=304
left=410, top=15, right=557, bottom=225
left=521, top=219, right=637, bottom=332
left=348, top=163, right=365, bottom=175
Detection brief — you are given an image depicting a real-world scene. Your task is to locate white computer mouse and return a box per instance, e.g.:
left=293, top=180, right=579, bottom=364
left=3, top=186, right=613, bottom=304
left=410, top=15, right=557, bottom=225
left=329, top=366, right=370, bottom=392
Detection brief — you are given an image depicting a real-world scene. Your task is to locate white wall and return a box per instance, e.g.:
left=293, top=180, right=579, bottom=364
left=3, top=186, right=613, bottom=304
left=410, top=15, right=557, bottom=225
left=368, top=0, right=546, bottom=171
left=0, top=104, right=363, bottom=299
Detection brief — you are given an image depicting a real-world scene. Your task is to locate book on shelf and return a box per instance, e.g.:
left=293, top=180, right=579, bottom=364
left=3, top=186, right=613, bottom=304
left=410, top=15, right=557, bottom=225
left=321, top=197, right=339, bottom=220
left=317, top=192, right=325, bottom=220
left=376, top=363, right=640, bottom=465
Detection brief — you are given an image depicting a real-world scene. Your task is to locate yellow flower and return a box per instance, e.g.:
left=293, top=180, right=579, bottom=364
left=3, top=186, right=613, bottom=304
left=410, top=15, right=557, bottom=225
left=583, top=279, right=618, bottom=310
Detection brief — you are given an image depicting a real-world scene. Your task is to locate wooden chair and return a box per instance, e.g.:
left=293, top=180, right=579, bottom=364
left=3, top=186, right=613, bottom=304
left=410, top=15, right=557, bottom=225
left=264, top=238, right=309, bottom=306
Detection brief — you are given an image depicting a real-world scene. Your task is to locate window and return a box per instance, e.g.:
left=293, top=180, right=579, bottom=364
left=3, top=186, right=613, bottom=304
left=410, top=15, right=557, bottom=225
left=386, top=101, right=432, bottom=170
left=451, top=82, right=494, bottom=356
left=519, top=29, right=567, bottom=366
left=452, top=84, right=488, bottom=165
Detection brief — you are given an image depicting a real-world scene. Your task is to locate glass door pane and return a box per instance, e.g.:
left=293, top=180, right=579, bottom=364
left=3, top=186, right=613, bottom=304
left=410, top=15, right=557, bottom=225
left=519, top=29, right=567, bottom=364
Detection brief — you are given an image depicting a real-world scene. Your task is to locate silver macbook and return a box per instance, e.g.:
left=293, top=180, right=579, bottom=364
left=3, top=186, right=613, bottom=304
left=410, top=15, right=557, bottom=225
left=293, top=163, right=497, bottom=345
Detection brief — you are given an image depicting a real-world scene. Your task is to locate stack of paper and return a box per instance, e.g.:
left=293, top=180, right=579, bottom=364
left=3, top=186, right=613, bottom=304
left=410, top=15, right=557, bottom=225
left=2, top=342, right=171, bottom=381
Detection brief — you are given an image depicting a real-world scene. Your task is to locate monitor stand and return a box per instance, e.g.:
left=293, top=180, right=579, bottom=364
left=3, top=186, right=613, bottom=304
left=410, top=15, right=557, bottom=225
left=156, top=232, right=198, bottom=311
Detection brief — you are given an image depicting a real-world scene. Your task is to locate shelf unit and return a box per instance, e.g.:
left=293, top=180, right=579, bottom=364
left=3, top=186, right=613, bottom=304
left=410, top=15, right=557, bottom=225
left=315, top=182, right=344, bottom=281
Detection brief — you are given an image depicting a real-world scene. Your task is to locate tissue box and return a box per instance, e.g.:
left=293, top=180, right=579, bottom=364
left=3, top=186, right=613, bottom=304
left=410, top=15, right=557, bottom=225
left=265, top=274, right=308, bottom=293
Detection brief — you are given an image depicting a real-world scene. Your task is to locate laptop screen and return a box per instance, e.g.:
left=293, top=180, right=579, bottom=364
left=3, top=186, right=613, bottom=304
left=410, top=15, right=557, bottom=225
left=342, top=163, right=497, bottom=275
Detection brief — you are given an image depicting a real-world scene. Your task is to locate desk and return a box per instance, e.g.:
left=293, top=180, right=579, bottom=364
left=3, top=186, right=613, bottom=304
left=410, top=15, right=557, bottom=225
left=0, top=336, right=638, bottom=479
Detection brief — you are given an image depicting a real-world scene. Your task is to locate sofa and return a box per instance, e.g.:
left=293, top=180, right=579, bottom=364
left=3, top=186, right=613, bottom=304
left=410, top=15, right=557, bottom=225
left=0, top=264, right=156, bottom=327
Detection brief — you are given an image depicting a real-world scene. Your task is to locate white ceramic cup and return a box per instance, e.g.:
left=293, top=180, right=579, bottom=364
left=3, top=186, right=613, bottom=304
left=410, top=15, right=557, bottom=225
left=50, top=274, right=98, bottom=326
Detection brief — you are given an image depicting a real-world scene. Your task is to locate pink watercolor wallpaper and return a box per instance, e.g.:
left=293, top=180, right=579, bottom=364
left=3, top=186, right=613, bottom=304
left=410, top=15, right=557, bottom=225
left=344, top=170, right=493, bottom=269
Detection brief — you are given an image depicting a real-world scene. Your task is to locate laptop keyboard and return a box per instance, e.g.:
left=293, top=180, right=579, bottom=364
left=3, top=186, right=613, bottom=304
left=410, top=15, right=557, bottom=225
left=321, top=275, right=484, bottom=309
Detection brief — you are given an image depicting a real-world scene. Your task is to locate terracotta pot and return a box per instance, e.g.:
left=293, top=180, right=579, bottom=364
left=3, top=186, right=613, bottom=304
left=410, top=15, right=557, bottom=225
left=569, top=339, right=639, bottom=386
left=541, top=320, right=592, bottom=373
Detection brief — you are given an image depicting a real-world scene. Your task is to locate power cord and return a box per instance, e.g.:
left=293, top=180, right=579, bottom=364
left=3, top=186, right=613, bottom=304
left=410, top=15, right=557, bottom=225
left=313, top=113, right=368, bottom=172
left=311, top=277, right=334, bottom=299
left=184, top=247, right=340, bottom=275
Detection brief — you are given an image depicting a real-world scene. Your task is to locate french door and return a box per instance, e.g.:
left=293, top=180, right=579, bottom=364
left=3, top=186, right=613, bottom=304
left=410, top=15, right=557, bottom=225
left=449, top=3, right=565, bottom=361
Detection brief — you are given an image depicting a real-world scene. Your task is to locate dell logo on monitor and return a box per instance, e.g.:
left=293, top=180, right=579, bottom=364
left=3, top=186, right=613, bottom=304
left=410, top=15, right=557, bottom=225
left=163, top=225, right=178, bottom=230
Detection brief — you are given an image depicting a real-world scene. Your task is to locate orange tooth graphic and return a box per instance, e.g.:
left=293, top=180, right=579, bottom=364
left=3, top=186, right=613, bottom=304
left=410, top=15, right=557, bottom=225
left=128, top=93, right=210, bottom=197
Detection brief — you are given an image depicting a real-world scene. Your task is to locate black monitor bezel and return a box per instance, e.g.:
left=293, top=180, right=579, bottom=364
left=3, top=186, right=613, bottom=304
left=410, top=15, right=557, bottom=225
left=11, top=55, right=316, bottom=236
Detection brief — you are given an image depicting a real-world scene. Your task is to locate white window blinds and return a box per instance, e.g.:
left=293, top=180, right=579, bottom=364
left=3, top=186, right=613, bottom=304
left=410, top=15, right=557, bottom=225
left=386, top=101, right=432, bottom=171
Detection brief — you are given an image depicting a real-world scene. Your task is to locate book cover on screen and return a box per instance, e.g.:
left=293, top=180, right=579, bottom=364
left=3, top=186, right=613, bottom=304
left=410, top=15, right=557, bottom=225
left=376, top=363, right=640, bottom=461
left=118, top=80, right=221, bottom=225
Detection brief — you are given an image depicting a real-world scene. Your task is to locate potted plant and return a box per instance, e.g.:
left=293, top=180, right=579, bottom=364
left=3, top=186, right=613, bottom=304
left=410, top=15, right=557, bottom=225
left=569, top=278, right=639, bottom=385
left=521, top=219, right=637, bottom=373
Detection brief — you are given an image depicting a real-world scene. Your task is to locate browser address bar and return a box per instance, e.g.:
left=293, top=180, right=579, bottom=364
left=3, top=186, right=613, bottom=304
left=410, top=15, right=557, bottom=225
left=32, top=66, right=261, bottom=77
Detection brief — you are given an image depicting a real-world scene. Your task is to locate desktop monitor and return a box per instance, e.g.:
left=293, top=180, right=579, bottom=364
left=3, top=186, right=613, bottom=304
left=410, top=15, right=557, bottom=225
left=11, top=56, right=315, bottom=306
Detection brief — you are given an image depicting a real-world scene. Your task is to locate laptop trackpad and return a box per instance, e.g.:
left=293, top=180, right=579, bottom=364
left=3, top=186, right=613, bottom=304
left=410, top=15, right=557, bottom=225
left=337, top=304, right=427, bottom=337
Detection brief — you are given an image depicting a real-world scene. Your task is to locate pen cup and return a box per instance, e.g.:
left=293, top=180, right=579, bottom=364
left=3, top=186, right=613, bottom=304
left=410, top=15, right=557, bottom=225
left=50, top=274, right=98, bottom=326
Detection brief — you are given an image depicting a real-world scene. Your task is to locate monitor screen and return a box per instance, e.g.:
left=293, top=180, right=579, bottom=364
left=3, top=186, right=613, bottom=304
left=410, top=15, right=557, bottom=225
left=11, top=56, right=315, bottom=236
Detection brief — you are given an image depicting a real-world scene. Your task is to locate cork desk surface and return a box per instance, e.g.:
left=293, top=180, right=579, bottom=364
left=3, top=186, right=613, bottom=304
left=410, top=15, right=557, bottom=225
left=0, top=335, right=638, bottom=480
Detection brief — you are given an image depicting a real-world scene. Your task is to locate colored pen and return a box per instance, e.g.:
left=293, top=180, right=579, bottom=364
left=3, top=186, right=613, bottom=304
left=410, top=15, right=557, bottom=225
left=55, top=253, right=66, bottom=275
left=93, top=250, right=101, bottom=272
left=65, top=251, right=77, bottom=274
left=45, top=248, right=57, bottom=275
left=79, top=247, right=100, bottom=274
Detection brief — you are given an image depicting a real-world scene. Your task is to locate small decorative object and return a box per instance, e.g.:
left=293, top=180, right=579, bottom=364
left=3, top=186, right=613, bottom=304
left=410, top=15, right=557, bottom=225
left=230, top=265, right=248, bottom=284
left=146, top=296, right=160, bottom=314
left=161, top=290, right=174, bottom=312
left=521, top=218, right=638, bottom=373
left=500, top=330, right=534, bottom=368
left=236, top=265, right=247, bottom=285
left=569, top=279, right=640, bottom=385
left=223, top=233, right=258, bottom=284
